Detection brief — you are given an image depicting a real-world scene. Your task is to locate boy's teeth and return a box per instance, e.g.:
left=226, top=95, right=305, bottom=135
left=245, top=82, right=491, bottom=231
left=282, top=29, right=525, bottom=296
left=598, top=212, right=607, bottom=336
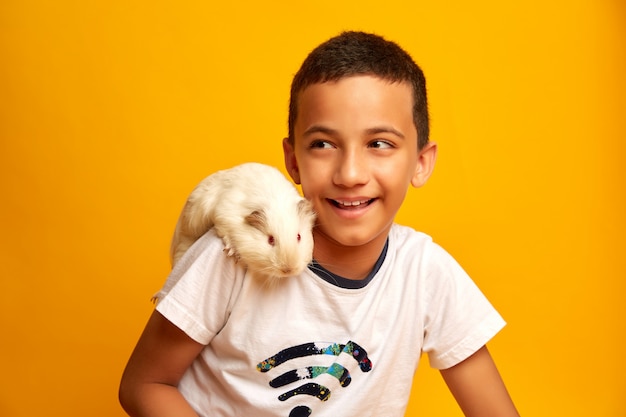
left=337, top=199, right=370, bottom=207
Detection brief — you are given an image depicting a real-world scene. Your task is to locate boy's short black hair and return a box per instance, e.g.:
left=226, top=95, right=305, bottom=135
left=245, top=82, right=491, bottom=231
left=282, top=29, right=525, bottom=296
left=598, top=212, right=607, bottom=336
left=288, top=31, right=430, bottom=150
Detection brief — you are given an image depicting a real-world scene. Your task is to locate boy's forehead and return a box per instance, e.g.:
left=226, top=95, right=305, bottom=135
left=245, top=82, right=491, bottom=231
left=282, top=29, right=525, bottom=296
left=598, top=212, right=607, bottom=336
left=296, top=76, right=414, bottom=118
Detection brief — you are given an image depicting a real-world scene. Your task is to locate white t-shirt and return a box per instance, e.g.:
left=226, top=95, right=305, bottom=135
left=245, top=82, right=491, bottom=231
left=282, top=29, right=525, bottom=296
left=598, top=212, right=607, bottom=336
left=156, top=224, right=505, bottom=417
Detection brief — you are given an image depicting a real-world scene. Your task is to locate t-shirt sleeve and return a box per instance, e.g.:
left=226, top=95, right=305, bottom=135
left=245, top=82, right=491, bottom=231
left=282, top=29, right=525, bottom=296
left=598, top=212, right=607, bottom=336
left=421, top=242, right=506, bottom=369
left=155, top=230, right=244, bottom=345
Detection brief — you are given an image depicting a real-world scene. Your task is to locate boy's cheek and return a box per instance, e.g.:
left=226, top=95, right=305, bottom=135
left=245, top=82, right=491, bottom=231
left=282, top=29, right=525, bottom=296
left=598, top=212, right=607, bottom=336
left=298, top=182, right=320, bottom=206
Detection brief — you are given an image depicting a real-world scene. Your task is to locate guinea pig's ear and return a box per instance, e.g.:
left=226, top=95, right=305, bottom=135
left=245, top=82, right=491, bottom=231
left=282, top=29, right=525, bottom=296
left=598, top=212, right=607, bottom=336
left=245, top=210, right=268, bottom=232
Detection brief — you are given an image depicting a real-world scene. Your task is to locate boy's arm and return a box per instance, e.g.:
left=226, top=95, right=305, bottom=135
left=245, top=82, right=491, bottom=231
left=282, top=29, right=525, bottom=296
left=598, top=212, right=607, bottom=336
left=119, top=310, right=205, bottom=417
left=440, top=345, right=520, bottom=417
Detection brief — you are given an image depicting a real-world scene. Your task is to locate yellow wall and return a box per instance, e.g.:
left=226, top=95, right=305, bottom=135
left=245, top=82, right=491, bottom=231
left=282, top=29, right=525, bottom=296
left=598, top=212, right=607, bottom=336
left=1, top=1, right=624, bottom=416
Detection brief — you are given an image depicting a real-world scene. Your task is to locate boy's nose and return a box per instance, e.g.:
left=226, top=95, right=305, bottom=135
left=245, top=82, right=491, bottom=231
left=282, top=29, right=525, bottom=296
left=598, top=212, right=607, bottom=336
left=333, top=150, right=370, bottom=187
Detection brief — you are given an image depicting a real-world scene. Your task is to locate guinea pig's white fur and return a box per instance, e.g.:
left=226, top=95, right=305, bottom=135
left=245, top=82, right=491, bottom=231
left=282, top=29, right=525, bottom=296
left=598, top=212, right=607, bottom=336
left=169, top=162, right=315, bottom=283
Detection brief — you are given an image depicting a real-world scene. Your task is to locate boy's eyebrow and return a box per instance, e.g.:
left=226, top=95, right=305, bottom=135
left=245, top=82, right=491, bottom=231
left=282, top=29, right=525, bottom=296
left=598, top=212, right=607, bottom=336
left=302, top=125, right=405, bottom=139
left=365, top=126, right=405, bottom=139
left=302, top=125, right=337, bottom=137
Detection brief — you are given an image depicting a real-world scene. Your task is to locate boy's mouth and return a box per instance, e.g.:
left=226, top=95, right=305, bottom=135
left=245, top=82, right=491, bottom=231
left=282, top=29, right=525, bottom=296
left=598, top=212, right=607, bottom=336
left=329, top=198, right=375, bottom=209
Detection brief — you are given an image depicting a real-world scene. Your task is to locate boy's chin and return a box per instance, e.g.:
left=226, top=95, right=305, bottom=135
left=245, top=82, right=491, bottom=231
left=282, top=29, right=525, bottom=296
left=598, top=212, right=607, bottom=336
left=315, top=224, right=391, bottom=249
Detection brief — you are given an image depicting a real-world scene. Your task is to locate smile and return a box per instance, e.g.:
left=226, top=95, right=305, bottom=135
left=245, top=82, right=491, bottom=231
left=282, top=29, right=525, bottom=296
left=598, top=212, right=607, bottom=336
left=330, top=198, right=375, bottom=208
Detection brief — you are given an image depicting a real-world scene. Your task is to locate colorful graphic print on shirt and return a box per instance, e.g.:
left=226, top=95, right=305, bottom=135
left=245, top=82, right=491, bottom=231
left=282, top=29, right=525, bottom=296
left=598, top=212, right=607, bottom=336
left=257, top=341, right=372, bottom=417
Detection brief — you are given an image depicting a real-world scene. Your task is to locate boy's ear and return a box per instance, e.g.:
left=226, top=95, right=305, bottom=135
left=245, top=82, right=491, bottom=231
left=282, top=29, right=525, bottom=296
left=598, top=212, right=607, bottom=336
left=411, top=142, right=438, bottom=188
left=282, top=138, right=301, bottom=184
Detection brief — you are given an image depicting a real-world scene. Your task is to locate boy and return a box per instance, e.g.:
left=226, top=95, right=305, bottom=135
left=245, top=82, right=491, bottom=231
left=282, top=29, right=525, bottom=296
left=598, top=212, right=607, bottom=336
left=119, top=31, right=519, bottom=417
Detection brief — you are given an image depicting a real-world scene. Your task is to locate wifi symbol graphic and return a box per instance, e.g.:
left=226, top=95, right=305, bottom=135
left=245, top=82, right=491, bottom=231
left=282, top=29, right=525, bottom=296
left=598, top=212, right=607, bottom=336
left=257, top=341, right=373, bottom=417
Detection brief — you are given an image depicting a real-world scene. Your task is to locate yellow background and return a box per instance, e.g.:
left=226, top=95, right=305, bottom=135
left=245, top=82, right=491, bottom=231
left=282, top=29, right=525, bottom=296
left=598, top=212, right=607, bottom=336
left=1, top=1, right=624, bottom=416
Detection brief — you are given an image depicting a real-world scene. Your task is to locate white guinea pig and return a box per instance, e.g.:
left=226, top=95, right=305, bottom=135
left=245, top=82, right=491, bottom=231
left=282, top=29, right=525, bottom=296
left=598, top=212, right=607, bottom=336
left=168, top=162, right=315, bottom=284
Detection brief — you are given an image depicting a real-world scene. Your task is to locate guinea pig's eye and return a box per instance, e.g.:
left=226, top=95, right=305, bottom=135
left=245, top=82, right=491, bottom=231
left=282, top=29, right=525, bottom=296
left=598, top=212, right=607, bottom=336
left=297, top=233, right=301, bottom=242
left=268, top=235, right=275, bottom=246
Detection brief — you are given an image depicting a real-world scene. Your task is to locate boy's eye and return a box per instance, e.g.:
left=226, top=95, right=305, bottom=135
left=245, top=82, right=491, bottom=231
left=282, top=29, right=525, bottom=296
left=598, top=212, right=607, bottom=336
left=369, top=140, right=393, bottom=149
left=309, top=140, right=333, bottom=149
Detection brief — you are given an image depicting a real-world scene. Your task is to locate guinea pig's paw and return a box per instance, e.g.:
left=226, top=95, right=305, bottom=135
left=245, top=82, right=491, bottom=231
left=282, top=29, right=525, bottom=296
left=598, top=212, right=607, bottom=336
left=231, top=251, right=242, bottom=262
left=221, top=236, right=232, bottom=251
left=222, top=245, right=239, bottom=259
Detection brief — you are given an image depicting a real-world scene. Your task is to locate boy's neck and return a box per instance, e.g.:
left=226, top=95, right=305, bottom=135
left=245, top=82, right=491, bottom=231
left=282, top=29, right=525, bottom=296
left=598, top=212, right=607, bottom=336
left=311, top=227, right=391, bottom=280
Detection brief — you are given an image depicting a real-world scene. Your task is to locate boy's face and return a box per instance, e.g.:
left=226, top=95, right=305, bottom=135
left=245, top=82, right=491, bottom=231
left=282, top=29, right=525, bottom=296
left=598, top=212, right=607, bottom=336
left=283, top=75, right=436, bottom=250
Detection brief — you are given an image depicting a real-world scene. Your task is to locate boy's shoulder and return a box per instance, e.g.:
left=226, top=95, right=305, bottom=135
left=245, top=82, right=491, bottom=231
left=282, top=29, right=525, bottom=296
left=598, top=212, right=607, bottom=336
left=388, top=223, right=460, bottom=273
left=389, top=223, right=434, bottom=247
